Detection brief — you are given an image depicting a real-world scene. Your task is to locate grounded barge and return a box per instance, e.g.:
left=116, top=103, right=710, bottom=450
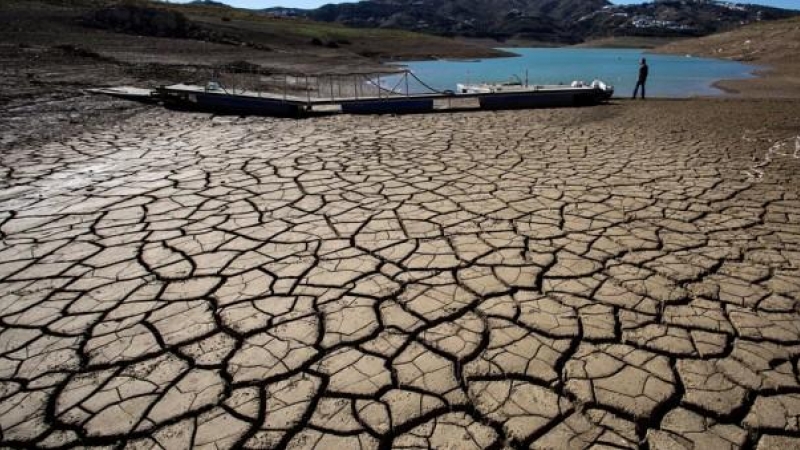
left=90, top=71, right=614, bottom=117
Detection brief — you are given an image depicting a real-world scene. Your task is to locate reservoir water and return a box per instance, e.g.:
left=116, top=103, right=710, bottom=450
left=388, top=48, right=758, bottom=98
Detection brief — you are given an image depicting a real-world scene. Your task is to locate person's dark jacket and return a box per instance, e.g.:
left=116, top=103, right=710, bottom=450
left=639, top=64, right=649, bottom=82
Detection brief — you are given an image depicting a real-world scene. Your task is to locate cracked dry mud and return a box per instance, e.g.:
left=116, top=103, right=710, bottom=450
left=1, top=100, right=799, bottom=449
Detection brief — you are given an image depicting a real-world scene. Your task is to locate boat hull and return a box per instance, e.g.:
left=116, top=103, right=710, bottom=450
left=157, top=88, right=307, bottom=117
left=340, top=98, right=434, bottom=115
left=477, top=89, right=612, bottom=110
left=93, top=81, right=614, bottom=118
left=87, top=87, right=157, bottom=103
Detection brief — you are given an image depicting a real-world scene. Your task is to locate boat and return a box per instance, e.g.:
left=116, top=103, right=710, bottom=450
left=88, top=71, right=614, bottom=118
left=155, top=83, right=309, bottom=117
left=456, top=79, right=614, bottom=109
left=340, top=98, right=434, bottom=115
left=86, top=86, right=158, bottom=103
left=155, top=82, right=435, bottom=116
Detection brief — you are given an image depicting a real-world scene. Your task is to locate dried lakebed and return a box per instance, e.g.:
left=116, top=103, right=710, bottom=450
left=0, top=100, right=799, bottom=449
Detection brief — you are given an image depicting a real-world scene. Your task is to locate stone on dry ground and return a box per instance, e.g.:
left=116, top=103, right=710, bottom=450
left=0, top=100, right=799, bottom=449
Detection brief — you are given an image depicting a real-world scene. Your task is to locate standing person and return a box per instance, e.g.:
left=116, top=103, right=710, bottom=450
left=632, top=58, right=648, bottom=99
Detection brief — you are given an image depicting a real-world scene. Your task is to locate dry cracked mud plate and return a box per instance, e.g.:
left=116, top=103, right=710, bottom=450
left=0, top=104, right=799, bottom=449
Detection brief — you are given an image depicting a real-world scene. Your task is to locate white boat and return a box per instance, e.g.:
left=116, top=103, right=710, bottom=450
left=455, top=79, right=614, bottom=108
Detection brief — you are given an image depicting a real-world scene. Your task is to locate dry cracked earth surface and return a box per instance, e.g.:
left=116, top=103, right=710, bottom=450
left=1, top=99, right=800, bottom=450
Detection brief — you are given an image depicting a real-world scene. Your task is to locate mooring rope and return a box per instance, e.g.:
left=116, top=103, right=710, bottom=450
left=407, top=71, right=445, bottom=94
left=361, top=75, right=398, bottom=95
left=361, top=71, right=445, bottom=96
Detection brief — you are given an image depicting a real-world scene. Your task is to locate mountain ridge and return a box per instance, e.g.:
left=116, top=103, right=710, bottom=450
left=262, top=0, right=800, bottom=44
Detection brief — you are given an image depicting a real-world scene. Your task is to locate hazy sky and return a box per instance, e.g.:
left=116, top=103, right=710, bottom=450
left=170, top=0, right=799, bottom=10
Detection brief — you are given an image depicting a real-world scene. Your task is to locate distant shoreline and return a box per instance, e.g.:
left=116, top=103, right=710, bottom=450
left=709, top=65, right=769, bottom=96
left=652, top=17, right=800, bottom=98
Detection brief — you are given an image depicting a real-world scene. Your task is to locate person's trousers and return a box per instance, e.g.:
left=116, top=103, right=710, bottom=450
left=632, top=80, right=646, bottom=99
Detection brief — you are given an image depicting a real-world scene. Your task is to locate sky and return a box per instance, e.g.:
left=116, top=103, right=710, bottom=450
left=171, top=0, right=799, bottom=10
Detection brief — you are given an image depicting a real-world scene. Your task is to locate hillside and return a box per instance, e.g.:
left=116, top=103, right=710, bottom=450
left=0, top=0, right=506, bottom=69
left=657, top=15, right=800, bottom=63
left=656, top=16, right=800, bottom=97
left=292, top=0, right=798, bottom=44
left=308, top=0, right=608, bottom=44
left=575, top=0, right=796, bottom=40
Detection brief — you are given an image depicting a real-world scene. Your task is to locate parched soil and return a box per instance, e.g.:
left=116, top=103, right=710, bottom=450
left=0, top=98, right=799, bottom=449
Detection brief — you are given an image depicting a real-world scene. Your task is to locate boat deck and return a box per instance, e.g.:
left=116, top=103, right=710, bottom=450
left=160, top=83, right=603, bottom=104
left=89, top=82, right=612, bottom=116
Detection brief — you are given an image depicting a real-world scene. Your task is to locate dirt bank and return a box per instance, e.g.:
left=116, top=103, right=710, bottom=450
left=656, top=17, right=800, bottom=98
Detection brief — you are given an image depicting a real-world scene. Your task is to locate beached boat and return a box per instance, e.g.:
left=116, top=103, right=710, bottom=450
left=456, top=79, right=614, bottom=109
left=87, top=86, right=158, bottom=103
left=156, top=83, right=309, bottom=117
left=88, top=72, right=614, bottom=118
left=155, top=82, right=435, bottom=116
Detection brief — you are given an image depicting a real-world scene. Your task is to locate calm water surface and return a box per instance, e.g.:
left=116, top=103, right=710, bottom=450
left=388, top=48, right=758, bottom=98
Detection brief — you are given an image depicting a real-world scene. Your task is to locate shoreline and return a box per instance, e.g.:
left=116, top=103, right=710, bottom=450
left=709, top=64, right=769, bottom=96
left=674, top=61, right=800, bottom=99
left=652, top=17, right=800, bottom=98
left=709, top=64, right=800, bottom=99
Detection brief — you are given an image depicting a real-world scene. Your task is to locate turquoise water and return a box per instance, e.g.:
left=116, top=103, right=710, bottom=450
left=388, top=48, right=758, bottom=98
